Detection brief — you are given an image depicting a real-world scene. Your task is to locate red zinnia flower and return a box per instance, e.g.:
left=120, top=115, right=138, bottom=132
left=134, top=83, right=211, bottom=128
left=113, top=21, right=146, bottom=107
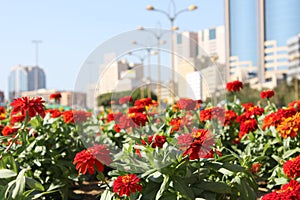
left=49, top=93, right=62, bottom=100
left=128, top=106, right=145, bottom=114
left=63, top=110, right=91, bottom=124
left=226, top=80, right=243, bottom=92
left=113, top=174, right=142, bottom=197
left=107, top=112, right=123, bottom=123
left=11, top=115, right=25, bottom=125
left=277, top=112, right=300, bottom=139
left=45, top=109, right=62, bottom=118
left=129, top=113, right=148, bottom=127
left=249, top=162, right=262, bottom=174
left=283, top=155, right=300, bottom=179
left=261, top=180, right=300, bottom=200
left=73, top=144, right=112, bottom=175
left=10, top=97, right=45, bottom=118
left=240, top=119, right=258, bottom=134
left=260, top=90, right=275, bottom=99
left=179, top=129, right=215, bottom=160
left=201, top=149, right=222, bottom=159
left=114, top=124, right=121, bottom=133
left=176, top=98, right=196, bottom=110
left=2, top=126, right=18, bottom=136
left=134, top=98, right=156, bottom=107
left=224, top=110, right=237, bottom=126
left=147, top=135, right=166, bottom=148
left=119, top=96, right=133, bottom=104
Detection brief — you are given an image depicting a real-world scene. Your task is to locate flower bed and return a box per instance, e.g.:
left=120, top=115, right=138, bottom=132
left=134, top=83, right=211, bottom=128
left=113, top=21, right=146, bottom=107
left=0, top=82, right=300, bottom=199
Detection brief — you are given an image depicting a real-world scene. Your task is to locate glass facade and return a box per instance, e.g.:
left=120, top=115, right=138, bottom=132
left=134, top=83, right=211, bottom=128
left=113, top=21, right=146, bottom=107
left=229, top=0, right=257, bottom=66
left=8, top=66, right=46, bottom=100
left=265, top=0, right=300, bottom=46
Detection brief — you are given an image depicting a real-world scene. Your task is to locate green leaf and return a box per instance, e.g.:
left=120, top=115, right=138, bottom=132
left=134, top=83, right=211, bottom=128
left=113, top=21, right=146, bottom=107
left=172, top=176, right=195, bottom=200
left=216, top=154, right=237, bottom=162
left=195, top=182, right=232, bottom=194
left=12, top=168, right=26, bottom=199
left=218, top=168, right=234, bottom=176
left=223, top=163, right=245, bottom=173
left=155, top=175, right=169, bottom=200
left=282, top=148, right=300, bottom=159
left=100, top=189, right=115, bottom=200
left=0, top=169, right=17, bottom=179
left=26, top=177, right=44, bottom=191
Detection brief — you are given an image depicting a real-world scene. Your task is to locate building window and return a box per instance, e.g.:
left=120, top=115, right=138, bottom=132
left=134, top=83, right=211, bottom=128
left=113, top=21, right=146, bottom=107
left=177, top=34, right=182, bottom=44
left=209, top=29, right=216, bottom=40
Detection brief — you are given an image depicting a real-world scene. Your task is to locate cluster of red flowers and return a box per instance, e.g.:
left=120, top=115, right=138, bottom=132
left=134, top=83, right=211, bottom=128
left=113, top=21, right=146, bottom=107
left=199, top=107, right=225, bottom=123
left=262, top=107, right=296, bottom=130
left=226, top=80, right=243, bottom=92
left=49, top=93, right=62, bottom=101
left=119, top=96, right=133, bottom=104
left=0, top=106, right=5, bottom=120
left=283, top=155, right=300, bottom=179
left=176, top=98, right=197, bottom=110
left=224, top=110, right=237, bottom=126
left=262, top=180, right=300, bottom=200
left=2, top=126, right=18, bottom=136
left=178, top=129, right=215, bottom=160
left=73, top=144, right=112, bottom=175
left=260, top=90, right=275, bottom=99
left=62, top=110, right=91, bottom=124
left=276, top=112, right=300, bottom=139
left=142, top=135, right=167, bottom=148
left=113, top=174, right=142, bottom=197
left=134, top=98, right=157, bottom=107
left=10, top=97, right=45, bottom=119
left=45, top=109, right=62, bottom=118
left=249, top=162, right=262, bottom=174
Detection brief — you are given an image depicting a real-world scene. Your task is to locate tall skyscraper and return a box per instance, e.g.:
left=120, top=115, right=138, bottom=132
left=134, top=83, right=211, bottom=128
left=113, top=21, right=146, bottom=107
left=9, top=65, right=46, bottom=100
left=198, top=26, right=226, bottom=64
left=287, top=34, right=300, bottom=82
left=225, top=0, right=300, bottom=87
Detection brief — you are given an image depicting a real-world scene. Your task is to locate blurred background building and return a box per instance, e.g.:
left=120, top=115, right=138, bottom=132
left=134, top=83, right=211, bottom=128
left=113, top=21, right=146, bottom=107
left=225, top=0, right=300, bottom=89
left=8, top=65, right=46, bottom=100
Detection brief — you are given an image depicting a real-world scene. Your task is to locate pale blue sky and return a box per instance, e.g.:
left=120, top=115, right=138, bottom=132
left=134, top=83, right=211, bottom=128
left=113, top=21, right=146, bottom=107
left=0, top=0, right=224, bottom=99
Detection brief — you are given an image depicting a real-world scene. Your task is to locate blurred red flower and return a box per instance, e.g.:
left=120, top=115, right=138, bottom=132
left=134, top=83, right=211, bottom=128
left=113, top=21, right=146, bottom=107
left=63, top=110, right=91, bottom=124
left=113, top=174, right=142, bottom=197
left=10, top=97, right=45, bottom=118
left=134, top=98, right=156, bottom=107
left=2, top=126, right=18, bottom=136
left=260, top=90, right=275, bottom=99
left=45, top=109, right=62, bottom=118
left=226, top=80, right=243, bottom=92
left=283, top=155, right=300, bottom=179
left=107, top=112, right=123, bottom=123
left=11, top=115, right=25, bottom=125
left=224, top=110, right=237, bottom=126
left=249, top=162, right=262, bottom=174
left=147, top=135, right=166, bottom=148
left=49, top=93, right=62, bottom=100
left=176, top=98, right=196, bottom=110
left=73, top=144, right=112, bottom=175
left=128, top=106, right=145, bottom=114
left=261, top=180, right=300, bottom=200
left=119, top=96, right=133, bottom=104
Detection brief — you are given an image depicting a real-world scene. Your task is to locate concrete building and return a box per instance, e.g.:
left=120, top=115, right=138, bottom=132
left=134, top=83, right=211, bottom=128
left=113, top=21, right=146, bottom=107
left=287, top=34, right=300, bottom=82
left=8, top=65, right=46, bottom=100
left=0, top=91, right=4, bottom=103
left=225, top=0, right=300, bottom=88
left=21, top=89, right=87, bottom=109
left=198, top=26, right=226, bottom=64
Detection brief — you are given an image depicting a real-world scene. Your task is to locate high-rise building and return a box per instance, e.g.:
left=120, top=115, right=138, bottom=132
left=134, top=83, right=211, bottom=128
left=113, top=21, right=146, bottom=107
left=8, top=65, right=46, bottom=100
left=174, top=27, right=225, bottom=98
left=0, top=91, right=4, bottom=103
left=198, top=26, right=226, bottom=64
left=287, top=34, right=300, bottom=82
left=225, top=0, right=300, bottom=88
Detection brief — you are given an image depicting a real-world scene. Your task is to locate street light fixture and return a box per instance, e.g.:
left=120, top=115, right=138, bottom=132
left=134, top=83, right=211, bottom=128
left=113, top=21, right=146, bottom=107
left=131, top=40, right=157, bottom=98
left=146, top=0, right=197, bottom=103
left=136, top=26, right=168, bottom=104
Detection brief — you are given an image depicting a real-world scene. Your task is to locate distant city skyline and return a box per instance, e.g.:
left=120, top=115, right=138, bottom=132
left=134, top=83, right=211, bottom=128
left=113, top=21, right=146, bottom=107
left=0, top=0, right=224, bottom=100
